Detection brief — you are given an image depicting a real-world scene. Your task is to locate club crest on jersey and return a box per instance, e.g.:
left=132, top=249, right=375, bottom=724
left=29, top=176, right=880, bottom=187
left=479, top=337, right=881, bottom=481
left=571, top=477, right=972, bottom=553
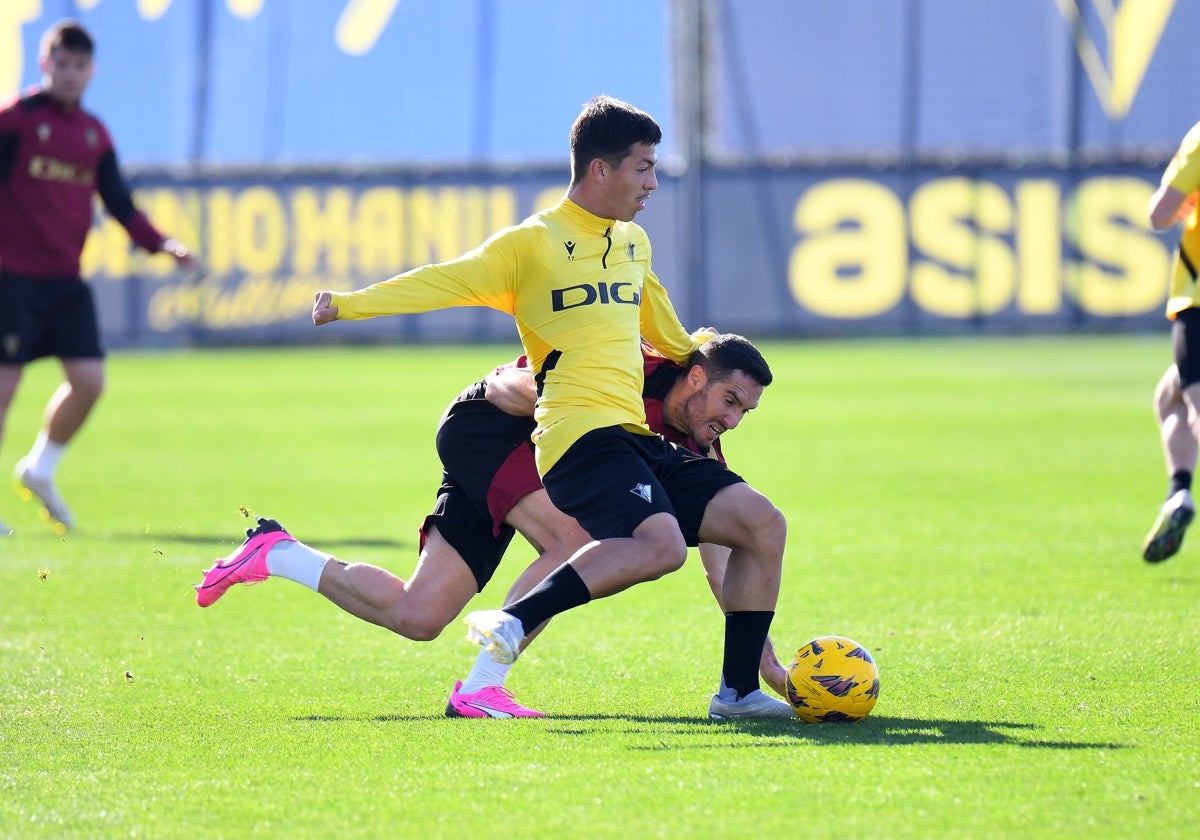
left=564, top=240, right=576, bottom=260
left=85, top=128, right=99, bottom=148
left=626, top=241, right=635, bottom=260
left=37, top=123, right=50, bottom=143
left=630, top=483, right=652, bottom=503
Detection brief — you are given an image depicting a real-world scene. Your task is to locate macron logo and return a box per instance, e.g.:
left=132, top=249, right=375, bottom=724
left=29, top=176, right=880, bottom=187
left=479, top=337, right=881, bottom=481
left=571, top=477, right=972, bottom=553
left=630, top=483, right=652, bottom=503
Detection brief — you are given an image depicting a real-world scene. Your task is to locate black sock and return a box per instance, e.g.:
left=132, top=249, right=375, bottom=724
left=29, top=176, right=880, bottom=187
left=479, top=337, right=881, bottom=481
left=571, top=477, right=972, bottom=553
left=1170, top=470, right=1193, bottom=499
left=722, top=610, right=774, bottom=700
left=504, top=563, right=592, bottom=631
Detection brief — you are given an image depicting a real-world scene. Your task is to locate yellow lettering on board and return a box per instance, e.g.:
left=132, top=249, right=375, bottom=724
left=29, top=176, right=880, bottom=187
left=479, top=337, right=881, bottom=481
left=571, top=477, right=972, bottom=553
left=136, top=188, right=203, bottom=277
left=81, top=210, right=132, bottom=279
left=293, top=187, right=353, bottom=274
left=1014, top=180, right=1063, bottom=314
left=533, top=186, right=567, bottom=213
left=404, top=187, right=519, bottom=268
left=355, top=187, right=405, bottom=274
left=408, top=188, right=465, bottom=267
left=911, top=177, right=1014, bottom=317
left=788, top=179, right=906, bottom=319
left=1066, top=176, right=1166, bottom=315
left=206, top=189, right=235, bottom=275
left=232, top=187, right=287, bottom=275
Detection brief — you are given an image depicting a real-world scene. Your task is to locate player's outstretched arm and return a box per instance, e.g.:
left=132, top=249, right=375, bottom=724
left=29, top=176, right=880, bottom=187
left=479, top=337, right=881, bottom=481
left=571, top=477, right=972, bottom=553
left=698, top=542, right=788, bottom=697
left=312, top=291, right=339, bottom=325
left=1149, top=184, right=1195, bottom=229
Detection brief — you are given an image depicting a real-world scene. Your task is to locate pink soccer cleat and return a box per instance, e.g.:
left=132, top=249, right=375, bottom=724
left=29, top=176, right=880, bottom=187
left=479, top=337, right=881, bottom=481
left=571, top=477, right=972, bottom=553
left=195, top=517, right=294, bottom=607
left=445, top=680, right=545, bottom=719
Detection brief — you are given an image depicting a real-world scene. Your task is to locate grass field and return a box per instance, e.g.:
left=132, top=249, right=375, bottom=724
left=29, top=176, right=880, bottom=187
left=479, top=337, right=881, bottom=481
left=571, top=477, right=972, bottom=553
left=1, top=335, right=1197, bottom=838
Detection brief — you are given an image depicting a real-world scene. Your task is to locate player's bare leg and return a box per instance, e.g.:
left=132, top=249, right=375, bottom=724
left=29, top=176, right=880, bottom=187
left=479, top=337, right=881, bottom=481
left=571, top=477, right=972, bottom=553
left=694, top=482, right=791, bottom=718
left=317, top=528, right=482, bottom=640
left=697, top=483, right=786, bottom=613
left=699, top=543, right=787, bottom=696
left=449, top=490, right=591, bottom=718
left=0, top=364, right=20, bottom=535
left=14, top=358, right=104, bottom=532
left=1145, top=366, right=1197, bottom=562
left=46, top=358, right=105, bottom=445
left=465, top=512, right=688, bottom=664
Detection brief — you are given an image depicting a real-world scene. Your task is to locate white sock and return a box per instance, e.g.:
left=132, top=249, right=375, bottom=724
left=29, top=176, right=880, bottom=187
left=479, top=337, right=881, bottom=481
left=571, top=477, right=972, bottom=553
left=265, top=539, right=332, bottom=592
left=460, top=648, right=513, bottom=694
left=25, top=432, right=64, bottom=478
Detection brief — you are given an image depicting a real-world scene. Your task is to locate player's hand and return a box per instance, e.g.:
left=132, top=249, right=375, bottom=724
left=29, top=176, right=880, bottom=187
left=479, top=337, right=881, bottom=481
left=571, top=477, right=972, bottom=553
left=761, top=647, right=789, bottom=698
left=312, top=291, right=339, bottom=325
left=690, top=326, right=718, bottom=345
left=163, top=238, right=199, bottom=270
left=1178, top=193, right=1198, bottom=223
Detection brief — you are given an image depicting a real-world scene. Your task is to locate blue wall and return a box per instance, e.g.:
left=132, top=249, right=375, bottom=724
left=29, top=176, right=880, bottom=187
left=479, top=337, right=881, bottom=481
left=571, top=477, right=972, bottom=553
left=5, top=0, right=1193, bottom=166
left=4, top=1, right=1190, bottom=344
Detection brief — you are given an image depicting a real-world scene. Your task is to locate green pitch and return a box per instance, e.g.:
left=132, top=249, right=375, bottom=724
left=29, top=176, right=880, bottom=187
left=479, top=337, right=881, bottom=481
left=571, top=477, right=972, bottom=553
left=1, top=336, right=1197, bottom=837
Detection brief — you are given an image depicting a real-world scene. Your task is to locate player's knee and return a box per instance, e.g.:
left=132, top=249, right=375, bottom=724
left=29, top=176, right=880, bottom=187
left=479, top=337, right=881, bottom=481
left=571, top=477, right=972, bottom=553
left=1154, top=381, right=1175, bottom=417
left=538, top=523, right=590, bottom=557
left=387, top=609, right=451, bottom=642
left=758, top=503, right=787, bottom=554
left=643, top=532, right=688, bottom=578
left=1155, top=368, right=1184, bottom=416
left=732, top=499, right=787, bottom=559
left=71, top=376, right=104, bottom=404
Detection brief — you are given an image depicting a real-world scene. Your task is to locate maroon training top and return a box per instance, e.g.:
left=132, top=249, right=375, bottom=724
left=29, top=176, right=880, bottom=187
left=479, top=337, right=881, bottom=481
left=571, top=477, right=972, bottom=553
left=0, top=89, right=165, bottom=278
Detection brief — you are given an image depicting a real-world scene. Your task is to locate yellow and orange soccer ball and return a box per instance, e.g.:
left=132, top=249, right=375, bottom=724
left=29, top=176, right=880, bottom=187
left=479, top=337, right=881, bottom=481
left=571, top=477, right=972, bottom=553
left=785, top=635, right=880, bottom=723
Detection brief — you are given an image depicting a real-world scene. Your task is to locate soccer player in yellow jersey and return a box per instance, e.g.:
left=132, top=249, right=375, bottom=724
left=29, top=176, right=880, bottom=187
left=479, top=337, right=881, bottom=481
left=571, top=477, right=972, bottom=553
left=195, top=337, right=788, bottom=718
left=308, top=95, right=789, bottom=718
left=1144, top=120, right=1200, bottom=563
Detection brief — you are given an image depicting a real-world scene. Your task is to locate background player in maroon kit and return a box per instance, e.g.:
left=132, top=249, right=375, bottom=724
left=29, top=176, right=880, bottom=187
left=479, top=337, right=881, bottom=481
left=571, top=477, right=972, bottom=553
left=0, top=20, right=196, bottom=535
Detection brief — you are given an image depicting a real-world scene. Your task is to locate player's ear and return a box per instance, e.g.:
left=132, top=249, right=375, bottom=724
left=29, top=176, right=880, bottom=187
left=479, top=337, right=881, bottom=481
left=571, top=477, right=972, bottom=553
left=590, top=158, right=606, bottom=180
left=687, top=364, right=707, bottom=390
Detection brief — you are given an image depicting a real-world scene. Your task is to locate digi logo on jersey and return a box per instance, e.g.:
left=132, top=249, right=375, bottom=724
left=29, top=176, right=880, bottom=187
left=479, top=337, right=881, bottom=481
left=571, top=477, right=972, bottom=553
left=550, top=281, right=641, bottom=311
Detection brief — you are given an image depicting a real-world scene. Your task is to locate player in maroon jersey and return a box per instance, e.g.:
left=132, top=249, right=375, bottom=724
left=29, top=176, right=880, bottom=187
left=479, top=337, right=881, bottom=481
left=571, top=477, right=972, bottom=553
left=195, top=334, right=787, bottom=718
left=0, top=20, right=196, bottom=535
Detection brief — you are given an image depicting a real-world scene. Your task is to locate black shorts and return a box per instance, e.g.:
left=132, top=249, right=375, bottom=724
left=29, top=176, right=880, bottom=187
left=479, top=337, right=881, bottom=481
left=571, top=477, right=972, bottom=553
left=1174, top=309, right=1200, bottom=388
left=542, top=425, right=744, bottom=544
left=420, top=379, right=542, bottom=592
left=0, top=271, right=105, bottom=364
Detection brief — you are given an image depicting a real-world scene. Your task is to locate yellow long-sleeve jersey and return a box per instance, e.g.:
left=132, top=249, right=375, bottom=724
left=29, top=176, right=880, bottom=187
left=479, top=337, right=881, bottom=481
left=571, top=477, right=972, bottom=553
left=1164, top=121, right=1200, bottom=318
left=330, top=198, right=699, bottom=474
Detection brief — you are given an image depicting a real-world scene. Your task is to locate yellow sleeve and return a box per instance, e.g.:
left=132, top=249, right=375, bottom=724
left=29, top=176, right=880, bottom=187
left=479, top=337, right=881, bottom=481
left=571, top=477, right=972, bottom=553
left=638, top=262, right=698, bottom=366
left=1165, top=121, right=1200, bottom=196
left=330, top=229, right=522, bottom=320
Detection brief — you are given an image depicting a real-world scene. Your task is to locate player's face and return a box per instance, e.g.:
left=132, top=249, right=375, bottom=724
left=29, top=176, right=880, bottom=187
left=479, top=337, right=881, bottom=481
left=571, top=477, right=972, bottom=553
left=42, top=47, right=94, bottom=106
left=680, top=369, right=763, bottom=448
left=607, top=142, right=658, bottom=222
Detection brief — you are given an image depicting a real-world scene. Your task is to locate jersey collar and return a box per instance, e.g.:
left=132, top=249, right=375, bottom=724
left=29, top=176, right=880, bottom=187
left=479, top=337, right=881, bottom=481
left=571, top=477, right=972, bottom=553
left=558, top=198, right=615, bottom=235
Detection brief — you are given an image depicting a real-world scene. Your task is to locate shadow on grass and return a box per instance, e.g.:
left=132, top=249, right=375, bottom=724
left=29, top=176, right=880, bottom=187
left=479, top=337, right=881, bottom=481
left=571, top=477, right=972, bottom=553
left=631, top=715, right=1126, bottom=750
left=291, top=713, right=1124, bottom=750
left=76, top=532, right=408, bottom=550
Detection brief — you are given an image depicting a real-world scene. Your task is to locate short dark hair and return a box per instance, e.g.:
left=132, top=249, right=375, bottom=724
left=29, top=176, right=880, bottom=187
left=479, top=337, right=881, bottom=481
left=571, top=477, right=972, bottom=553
left=41, top=19, right=94, bottom=60
left=569, top=95, right=662, bottom=185
left=688, top=334, right=773, bottom=388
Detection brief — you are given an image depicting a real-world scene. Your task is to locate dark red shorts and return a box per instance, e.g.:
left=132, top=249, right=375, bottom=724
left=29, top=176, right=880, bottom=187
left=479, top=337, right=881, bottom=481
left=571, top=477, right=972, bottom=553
left=420, top=379, right=542, bottom=592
